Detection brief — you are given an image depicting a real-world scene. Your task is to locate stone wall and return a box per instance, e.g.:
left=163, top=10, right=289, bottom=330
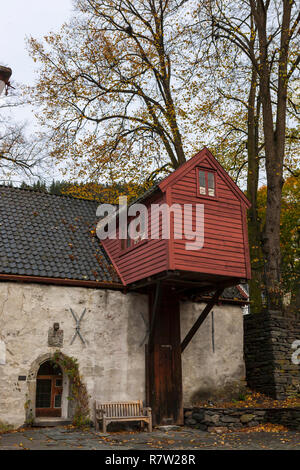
left=0, top=282, right=148, bottom=427
left=0, top=281, right=246, bottom=427
left=184, top=407, right=300, bottom=431
left=244, top=310, right=300, bottom=399
left=181, top=301, right=246, bottom=405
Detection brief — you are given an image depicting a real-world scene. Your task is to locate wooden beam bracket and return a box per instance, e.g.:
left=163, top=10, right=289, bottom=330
left=181, top=288, right=224, bottom=353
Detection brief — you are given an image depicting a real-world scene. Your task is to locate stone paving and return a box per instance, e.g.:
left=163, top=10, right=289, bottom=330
left=0, top=426, right=299, bottom=450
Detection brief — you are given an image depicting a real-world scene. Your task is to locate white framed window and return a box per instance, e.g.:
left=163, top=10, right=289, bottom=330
left=198, top=169, right=216, bottom=197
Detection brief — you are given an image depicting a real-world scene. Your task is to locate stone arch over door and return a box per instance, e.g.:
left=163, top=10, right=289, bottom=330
left=27, top=353, right=72, bottom=422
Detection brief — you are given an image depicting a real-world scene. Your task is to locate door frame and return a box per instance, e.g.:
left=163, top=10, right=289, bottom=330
left=26, top=353, right=71, bottom=423
left=36, top=373, right=63, bottom=417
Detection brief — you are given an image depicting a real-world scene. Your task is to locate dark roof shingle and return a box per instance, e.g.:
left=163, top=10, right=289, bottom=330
left=0, top=186, right=120, bottom=283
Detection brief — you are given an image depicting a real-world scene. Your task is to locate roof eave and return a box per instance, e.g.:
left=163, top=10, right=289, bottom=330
left=0, top=273, right=123, bottom=290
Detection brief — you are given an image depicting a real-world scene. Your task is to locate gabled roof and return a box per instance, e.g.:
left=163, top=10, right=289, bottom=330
left=0, top=186, right=120, bottom=284
left=108, top=148, right=250, bottom=224
left=159, top=147, right=251, bottom=208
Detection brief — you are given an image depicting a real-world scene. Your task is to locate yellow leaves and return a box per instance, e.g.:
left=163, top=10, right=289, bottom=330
left=196, top=389, right=300, bottom=410
left=239, top=424, right=289, bottom=434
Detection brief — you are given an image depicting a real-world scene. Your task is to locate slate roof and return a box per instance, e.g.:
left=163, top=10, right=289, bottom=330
left=0, top=186, right=120, bottom=283
left=222, top=285, right=248, bottom=301
left=182, top=284, right=248, bottom=303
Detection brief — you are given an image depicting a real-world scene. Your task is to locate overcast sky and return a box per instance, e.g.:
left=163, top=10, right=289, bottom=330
left=0, top=1, right=73, bottom=182
left=1, top=1, right=73, bottom=126
left=1, top=0, right=72, bottom=87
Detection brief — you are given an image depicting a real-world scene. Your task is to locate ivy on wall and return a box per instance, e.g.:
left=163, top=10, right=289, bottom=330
left=51, top=351, right=90, bottom=427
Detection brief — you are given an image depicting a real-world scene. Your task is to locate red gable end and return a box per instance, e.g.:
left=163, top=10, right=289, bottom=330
left=159, top=147, right=251, bottom=209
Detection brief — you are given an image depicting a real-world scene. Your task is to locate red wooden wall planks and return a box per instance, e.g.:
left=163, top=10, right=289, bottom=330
left=169, top=164, right=248, bottom=278
left=102, top=148, right=251, bottom=286
left=102, top=192, right=169, bottom=285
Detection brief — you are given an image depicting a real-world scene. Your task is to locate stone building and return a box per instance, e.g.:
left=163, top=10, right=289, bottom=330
left=0, top=150, right=250, bottom=427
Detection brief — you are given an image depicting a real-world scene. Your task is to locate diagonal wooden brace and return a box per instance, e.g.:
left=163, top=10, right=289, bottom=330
left=181, top=288, right=224, bottom=353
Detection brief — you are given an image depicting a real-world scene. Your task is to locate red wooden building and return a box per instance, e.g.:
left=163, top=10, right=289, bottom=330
left=102, top=147, right=251, bottom=426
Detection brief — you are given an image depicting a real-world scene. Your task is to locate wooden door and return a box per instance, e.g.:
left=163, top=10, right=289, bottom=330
left=36, top=361, right=63, bottom=417
left=36, top=375, right=63, bottom=417
left=147, top=285, right=183, bottom=426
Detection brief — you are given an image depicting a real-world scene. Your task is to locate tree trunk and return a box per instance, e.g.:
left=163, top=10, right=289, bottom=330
left=262, top=153, right=284, bottom=308
left=250, top=0, right=293, bottom=309
left=247, top=64, right=263, bottom=312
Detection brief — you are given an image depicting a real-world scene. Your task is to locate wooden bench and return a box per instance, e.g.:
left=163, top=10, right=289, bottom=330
left=94, top=400, right=152, bottom=433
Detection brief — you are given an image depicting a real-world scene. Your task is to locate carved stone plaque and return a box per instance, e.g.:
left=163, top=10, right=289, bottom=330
left=48, top=327, right=64, bottom=347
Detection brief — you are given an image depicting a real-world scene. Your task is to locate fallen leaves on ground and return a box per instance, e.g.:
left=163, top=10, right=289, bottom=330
left=237, top=423, right=289, bottom=433
left=195, top=390, right=300, bottom=409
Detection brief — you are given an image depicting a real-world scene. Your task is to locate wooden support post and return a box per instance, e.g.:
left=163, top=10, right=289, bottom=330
left=148, top=281, right=162, bottom=349
left=147, top=284, right=183, bottom=426
left=145, top=344, right=150, bottom=407
left=181, top=288, right=224, bottom=353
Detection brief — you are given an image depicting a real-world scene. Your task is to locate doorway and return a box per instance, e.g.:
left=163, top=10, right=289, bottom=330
left=147, top=285, right=183, bottom=426
left=35, top=360, right=63, bottom=417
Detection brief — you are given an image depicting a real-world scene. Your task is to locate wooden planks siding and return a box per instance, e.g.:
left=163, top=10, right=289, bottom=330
left=102, top=148, right=251, bottom=286
left=102, top=193, right=169, bottom=285
left=169, top=166, right=248, bottom=279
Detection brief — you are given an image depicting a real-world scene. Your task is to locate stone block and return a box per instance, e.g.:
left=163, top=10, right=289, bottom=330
left=240, top=414, right=256, bottom=424
left=185, top=418, right=197, bottom=426
left=192, top=411, right=204, bottom=421
left=208, top=426, right=228, bottom=434
left=220, top=415, right=240, bottom=423
left=195, top=423, right=208, bottom=432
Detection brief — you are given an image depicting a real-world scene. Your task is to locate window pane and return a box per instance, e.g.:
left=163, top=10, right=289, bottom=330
left=207, top=172, right=215, bottom=196
left=38, top=361, right=62, bottom=376
left=54, top=394, right=62, bottom=408
left=36, top=379, right=51, bottom=408
left=199, top=170, right=205, bottom=187
left=199, top=170, right=206, bottom=194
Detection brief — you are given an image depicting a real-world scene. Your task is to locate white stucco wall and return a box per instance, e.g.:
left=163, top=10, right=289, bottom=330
left=181, top=300, right=246, bottom=406
left=0, top=282, right=148, bottom=427
left=0, top=282, right=246, bottom=427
